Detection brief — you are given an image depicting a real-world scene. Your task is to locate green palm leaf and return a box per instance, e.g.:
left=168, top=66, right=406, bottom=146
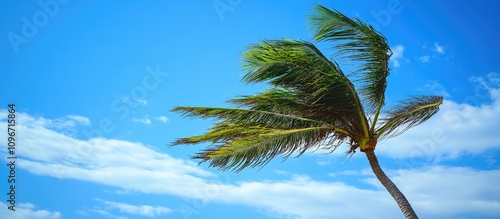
left=375, top=96, right=444, bottom=139
left=241, top=39, right=369, bottom=137
left=192, top=126, right=339, bottom=172
left=171, top=106, right=351, bottom=172
left=171, top=106, right=331, bottom=130
left=229, top=88, right=307, bottom=115
left=172, top=122, right=270, bottom=145
left=309, top=5, right=391, bottom=112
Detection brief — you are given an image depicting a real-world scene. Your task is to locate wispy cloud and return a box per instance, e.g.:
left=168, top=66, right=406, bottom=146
left=417, top=81, right=450, bottom=97
left=66, top=115, right=90, bottom=126
left=136, top=99, right=148, bottom=105
left=390, top=45, right=408, bottom=68
left=96, top=199, right=172, bottom=217
left=317, top=160, right=331, bottom=166
left=76, top=209, right=128, bottom=219
left=433, top=42, right=445, bottom=54
left=418, top=42, right=450, bottom=65
left=0, top=202, right=62, bottom=219
left=274, top=170, right=288, bottom=175
left=132, top=115, right=169, bottom=125
left=419, top=55, right=430, bottom=63
left=29, top=115, right=91, bottom=130
left=132, top=117, right=152, bottom=125
left=154, top=116, right=169, bottom=123
left=119, top=95, right=148, bottom=106
left=470, top=72, right=500, bottom=93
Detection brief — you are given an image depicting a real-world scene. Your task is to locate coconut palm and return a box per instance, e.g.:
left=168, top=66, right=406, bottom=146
left=171, top=5, right=442, bottom=219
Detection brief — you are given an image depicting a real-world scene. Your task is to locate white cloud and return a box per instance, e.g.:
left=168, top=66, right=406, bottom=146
left=216, top=175, right=397, bottom=219
left=65, top=115, right=91, bottom=126
left=274, top=170, right=288, bottom=175
left=471, top=72, right=500, bottom=94
left=339, top=170, right=362, bottom=176
left=417, top=81, right=450, bottom=97
left=0, top=203, right=62, bottom=219
left=22, top=114, right=90, bottom=130
left=76, top=209, right=128, bottom=219
left=119, top=95, right=148, bottom=106
left=1, top=87, right=499, bottom=219
left=136, top=99, right=148, bottom=105
left=132, top=115, right=169, bottom=125
left=392, top=166, right=500, bottom=218
left=419, top=55, right=430, bottom=63
left=0, top=112, right=214, bottom=199
left=154, top=116, right=169, bottom=123
left=97, top=199, right=172, bottom=217
left=390, top=45, right=408, bottom=68
left=316, top=160, right=331, bottom=166
left=378, top=73, right=500, bottom=160
left=433, top=42, right=445, bottom=54
left=392, top=45, right=405, bottom=59
left=132, top=117, right=152, bottom=125
left=212, top=167, right=500, bottom=219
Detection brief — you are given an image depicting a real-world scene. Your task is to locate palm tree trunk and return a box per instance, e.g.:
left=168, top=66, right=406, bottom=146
left=364, top=149, right=419, bottom=219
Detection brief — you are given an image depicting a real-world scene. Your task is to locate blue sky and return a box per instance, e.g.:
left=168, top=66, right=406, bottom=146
left=1, top=0, right=500, bottom=218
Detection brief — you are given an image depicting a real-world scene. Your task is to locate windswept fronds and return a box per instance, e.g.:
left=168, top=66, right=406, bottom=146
left=172, top=106, right=330, bottom=130
left=172, top=122, right=270, bottom=145
left=192, top=126, right=339, bottom=172
left=309, top=5, right=391, bottom=112
left=171, top=106, right=351, bottom=171
left=228, top=88, right=307, bottom=115
left=375, top=96, right=444, bottom=139
left=240, top=39, right=368, bottom=136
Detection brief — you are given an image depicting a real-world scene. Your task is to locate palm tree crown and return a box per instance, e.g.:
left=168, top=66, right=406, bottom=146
left=171, top=5, right=442, bottom=219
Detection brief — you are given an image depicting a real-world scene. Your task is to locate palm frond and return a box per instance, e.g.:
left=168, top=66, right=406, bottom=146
left=240, top=39, right=368, bottom=137
left=171, top=106, right=335, bottom=130
left=193, top=126, right=340, bottom=172
left=309, top=5, right=391, bottom=112
left=172, top=122, right=269, bottom=145
left=375, top=96, right=443, bottom=139
left=228, top=88, right=306, bottom=115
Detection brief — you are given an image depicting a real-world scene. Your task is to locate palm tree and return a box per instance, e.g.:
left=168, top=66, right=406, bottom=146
left=171, top=5, right=442, bottom=219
